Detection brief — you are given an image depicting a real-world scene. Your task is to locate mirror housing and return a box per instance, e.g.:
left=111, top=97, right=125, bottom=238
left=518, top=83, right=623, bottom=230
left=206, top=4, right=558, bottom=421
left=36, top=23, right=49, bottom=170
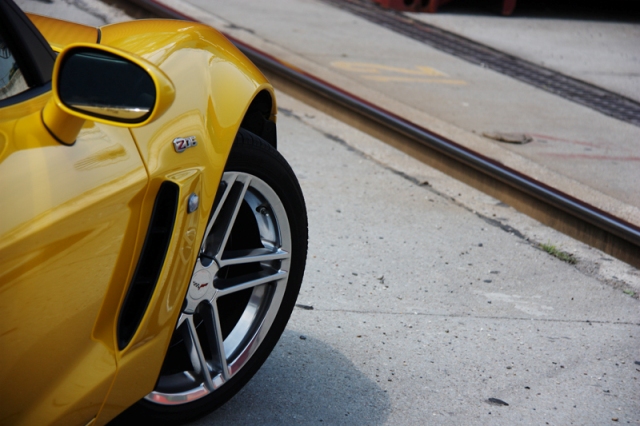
left=43, top=43, right=175, bottom=145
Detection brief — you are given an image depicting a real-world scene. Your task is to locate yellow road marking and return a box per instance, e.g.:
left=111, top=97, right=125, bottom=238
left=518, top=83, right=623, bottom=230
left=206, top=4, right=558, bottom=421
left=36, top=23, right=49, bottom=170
left=331, top=61, right=467, bottom=85
left=363, top=75, right=467, bottom=84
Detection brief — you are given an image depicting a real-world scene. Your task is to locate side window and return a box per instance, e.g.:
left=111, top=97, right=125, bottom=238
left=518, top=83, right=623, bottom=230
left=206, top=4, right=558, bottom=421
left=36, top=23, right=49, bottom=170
left=0, top=33, right=29, bottom=100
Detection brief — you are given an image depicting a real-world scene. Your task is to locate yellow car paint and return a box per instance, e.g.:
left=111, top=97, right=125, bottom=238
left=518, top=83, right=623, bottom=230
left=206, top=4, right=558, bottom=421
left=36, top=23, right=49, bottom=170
left=0, top=105, right=148, bottom=425
left=0, top=13, right=277, bottom=426
left=27, top=13, right=99, bottom=48
left=93, top=20, right=276, bottom=425
left=41, top=97, right=86, bottom=145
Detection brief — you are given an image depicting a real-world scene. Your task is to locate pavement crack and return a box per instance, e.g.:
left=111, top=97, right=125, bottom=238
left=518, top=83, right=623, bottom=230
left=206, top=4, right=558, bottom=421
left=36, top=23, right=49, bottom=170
left=225, top=23, right=255, bottom=34
left=478, top=215, right=527, bottom=240
left=278, top=107, right=303, bottom=121
left=300, top=307, right=640, bottom=326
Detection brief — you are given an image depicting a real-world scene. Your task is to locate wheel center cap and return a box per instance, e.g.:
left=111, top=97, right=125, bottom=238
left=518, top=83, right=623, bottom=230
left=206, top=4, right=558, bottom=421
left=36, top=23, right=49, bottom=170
left=189, top=269, right=213, bottom=301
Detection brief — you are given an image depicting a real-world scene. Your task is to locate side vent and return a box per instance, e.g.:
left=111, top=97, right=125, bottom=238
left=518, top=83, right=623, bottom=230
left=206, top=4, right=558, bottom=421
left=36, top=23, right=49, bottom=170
left=117, top=181, right=179, bottom=350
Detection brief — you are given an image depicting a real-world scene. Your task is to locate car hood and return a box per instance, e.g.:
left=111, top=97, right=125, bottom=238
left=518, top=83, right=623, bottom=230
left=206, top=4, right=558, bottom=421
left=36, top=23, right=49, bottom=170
left=97, top=19, right=250, bottom=70
left=27, top=13, right=99, bottom=50
left=27, top=15, right=260, bottom=83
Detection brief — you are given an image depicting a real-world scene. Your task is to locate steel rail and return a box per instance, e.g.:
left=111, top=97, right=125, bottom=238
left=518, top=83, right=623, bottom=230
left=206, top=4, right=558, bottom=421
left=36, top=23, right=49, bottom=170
left=130, top=0, right=640, bottom=265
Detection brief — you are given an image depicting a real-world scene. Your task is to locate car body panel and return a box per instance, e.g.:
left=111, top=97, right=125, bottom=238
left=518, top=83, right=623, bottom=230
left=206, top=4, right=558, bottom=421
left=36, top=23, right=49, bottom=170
left=27, top=13, right=99, bottom=48
left=0, top=95, right=148, bottom=425
left=0, top=12, right=277, bottom=426
left=93, top=20, right=277, bottom=425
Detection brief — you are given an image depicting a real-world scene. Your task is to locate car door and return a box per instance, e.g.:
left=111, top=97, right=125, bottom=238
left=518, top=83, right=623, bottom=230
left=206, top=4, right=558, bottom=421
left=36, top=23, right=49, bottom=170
left=0, top=8, right=149, bottom=426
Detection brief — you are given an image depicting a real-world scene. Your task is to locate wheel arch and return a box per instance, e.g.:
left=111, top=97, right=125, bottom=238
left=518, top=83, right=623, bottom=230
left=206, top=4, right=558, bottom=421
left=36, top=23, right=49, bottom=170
left=240, top=89, right=277, bottom=149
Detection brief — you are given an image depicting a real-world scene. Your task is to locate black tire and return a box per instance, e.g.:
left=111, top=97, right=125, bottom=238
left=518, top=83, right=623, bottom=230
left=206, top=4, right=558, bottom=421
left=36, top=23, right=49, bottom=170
left=115, top=129, right=307, bottom=424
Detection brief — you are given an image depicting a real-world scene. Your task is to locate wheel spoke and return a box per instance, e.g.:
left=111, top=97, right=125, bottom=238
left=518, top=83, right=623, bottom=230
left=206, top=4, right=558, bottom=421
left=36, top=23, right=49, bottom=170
left=202, top=174, right=250, bottom=262
left=182, top=315, right=215, bottom=391
left=201, top=301, right=230, bottom=381
left=219, top=248, right=290, bottom=268
left=216, top=268, right=288, bottom=297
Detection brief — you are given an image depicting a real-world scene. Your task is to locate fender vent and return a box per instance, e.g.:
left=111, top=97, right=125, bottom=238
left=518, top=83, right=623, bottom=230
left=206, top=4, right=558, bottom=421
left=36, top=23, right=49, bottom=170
left=117, top=181, right=179, bottom=350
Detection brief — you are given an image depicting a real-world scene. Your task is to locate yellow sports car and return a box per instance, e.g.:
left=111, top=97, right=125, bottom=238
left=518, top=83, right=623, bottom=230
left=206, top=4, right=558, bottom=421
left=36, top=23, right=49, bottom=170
left=0, top=1, right=307, bottom=424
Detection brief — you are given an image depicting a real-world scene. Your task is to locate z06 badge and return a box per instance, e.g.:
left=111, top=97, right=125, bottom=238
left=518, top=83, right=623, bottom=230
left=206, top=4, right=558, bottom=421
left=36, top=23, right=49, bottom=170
left=173, top=136, right=197, bottom=153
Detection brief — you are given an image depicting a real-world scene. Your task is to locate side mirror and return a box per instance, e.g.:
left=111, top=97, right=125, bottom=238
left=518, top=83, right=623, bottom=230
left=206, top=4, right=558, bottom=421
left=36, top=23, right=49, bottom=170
left=43, top=43, right=175, bottom=145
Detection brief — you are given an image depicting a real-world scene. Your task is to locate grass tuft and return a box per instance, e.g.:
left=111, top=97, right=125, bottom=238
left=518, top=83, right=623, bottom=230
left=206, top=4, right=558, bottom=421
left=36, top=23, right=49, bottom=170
left=539, top=242, right=577, bottom=264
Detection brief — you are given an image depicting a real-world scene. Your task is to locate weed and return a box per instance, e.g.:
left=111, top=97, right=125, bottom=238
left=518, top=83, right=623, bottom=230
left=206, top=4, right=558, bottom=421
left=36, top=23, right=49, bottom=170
left=539, top=242, right=577, bottom=265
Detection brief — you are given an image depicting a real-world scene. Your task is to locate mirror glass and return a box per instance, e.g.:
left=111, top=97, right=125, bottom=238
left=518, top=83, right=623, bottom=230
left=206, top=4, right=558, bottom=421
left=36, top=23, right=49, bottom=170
left=58, top=49, right=156, bottom=122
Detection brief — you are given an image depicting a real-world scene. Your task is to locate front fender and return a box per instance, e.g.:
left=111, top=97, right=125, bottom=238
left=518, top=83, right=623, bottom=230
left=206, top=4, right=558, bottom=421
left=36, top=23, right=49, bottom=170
left=100, top=19, right=275, bottom=177
left=93, top=20, right=276, bottom=423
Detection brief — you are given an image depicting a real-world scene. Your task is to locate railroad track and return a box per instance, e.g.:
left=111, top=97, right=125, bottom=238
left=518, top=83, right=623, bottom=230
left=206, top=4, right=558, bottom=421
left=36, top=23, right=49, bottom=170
left=128, top=0, right=640, bottom=268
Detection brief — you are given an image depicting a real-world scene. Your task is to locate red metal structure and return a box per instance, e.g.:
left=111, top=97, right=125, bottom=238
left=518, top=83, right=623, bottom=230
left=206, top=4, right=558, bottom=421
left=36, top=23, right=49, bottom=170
left=372, top=0, right=517, bottom=15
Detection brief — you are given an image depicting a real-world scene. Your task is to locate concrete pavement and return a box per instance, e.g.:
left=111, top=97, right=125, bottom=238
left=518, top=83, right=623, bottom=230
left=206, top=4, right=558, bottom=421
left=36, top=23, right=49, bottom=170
left=17, top=0, right=131, bottom=26
left=152, top=0, right=640, bottom=227
left=408, top=1, right=640, bottom=102
left=14, top=0, right=640, bottom=424
left=190, top=91, right=640, bottom=425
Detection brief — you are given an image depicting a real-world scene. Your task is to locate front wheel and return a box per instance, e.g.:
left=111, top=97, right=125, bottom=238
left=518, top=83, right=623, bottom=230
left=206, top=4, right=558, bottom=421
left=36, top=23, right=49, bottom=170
left=126, top=129, right=307, bottom=424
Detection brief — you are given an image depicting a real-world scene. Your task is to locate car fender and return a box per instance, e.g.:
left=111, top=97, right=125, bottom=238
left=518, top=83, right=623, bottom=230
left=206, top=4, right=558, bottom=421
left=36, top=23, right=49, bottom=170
left=90, top=20, right=277, bottom=423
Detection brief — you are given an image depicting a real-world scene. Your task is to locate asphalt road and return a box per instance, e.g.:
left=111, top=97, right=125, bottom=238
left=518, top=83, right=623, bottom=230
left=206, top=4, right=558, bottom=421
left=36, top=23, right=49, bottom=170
left=15, top=0, right=640, bottom=424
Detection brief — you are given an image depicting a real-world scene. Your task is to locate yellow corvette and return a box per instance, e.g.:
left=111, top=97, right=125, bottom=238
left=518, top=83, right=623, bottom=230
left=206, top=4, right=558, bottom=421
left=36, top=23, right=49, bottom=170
left=0, top=1, right=307, bottom=424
